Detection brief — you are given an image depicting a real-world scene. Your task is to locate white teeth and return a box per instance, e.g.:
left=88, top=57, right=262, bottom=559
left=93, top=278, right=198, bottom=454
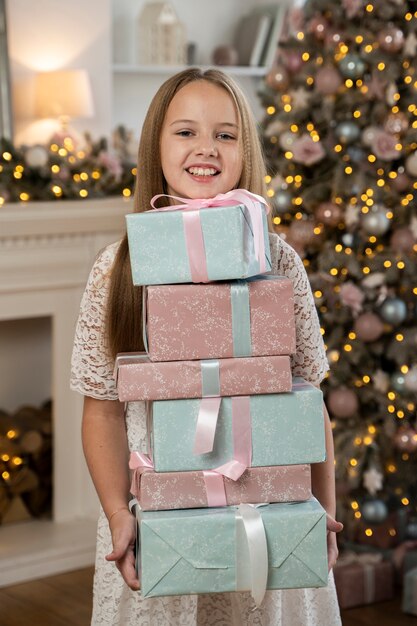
left=188, top=167, right=218, bottom=176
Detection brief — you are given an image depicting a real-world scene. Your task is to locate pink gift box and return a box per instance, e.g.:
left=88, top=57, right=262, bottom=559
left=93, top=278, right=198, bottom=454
left=145, top=276, right=296, bottom=362
left=115, top=353, right=292, bottom=402
left=130, top=461, right=312, bottom=511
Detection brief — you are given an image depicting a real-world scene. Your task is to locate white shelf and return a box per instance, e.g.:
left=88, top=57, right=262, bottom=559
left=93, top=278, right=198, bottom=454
left=0, top=517, right=97, bottom=586
left=113, top=63, right=268, bottom=77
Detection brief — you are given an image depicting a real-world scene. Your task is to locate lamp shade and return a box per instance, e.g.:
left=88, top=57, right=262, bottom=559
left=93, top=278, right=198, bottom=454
left=35, top=69, right=94, bottom=119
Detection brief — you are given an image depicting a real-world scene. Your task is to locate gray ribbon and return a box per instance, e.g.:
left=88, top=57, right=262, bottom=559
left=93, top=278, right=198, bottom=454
left=200, top=360, right=221, bottom=397
left=231, top=282, right=252, bottom=357
left=363, top=563, right=375, bottom=604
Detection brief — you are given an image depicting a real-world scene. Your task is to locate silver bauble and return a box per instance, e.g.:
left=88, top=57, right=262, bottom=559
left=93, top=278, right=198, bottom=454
left=391, top=372, right=406, bottom=392
left=380, top=297, right=407, bottom=325
left=274, top=189, right=293, bottom=213
left=336, top=121, right=361, bottom=144
left=25, top=145, right=49, bottom=168
left=361, top=499, right=388, bottom=524
left=361, top=207, right=390, bottom=236
left=338, top=54, right=366, bottom=79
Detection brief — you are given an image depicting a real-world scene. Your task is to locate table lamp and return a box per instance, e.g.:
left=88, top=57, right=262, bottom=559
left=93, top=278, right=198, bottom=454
left=34, top=69, right=94, bottom=134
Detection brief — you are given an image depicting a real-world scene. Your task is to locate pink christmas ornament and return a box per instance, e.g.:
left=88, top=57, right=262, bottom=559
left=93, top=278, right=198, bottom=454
left=384, top=112, right=408, bottom=135
left=266, top=66, right=289, bottom=91
left=327, top=387, right=359, bottom=418
left=394, top=426, right=417, bottom=453
left=378, top=25, right=405, bottom=53
left=390, top=227, right=415, bottom=254
left=342, top=0, right=363, bottom=19
left=291, top=133, right=326, bottom=166
left=340, top=281, right=365, bottom=314
left=308, top=15, right=328, bottom=40
left=370, top=129, right=402, bottom=161
left=354, top=312, right=385, bottom=342
left=282, top=49, right=303, bottom=73
left=325, top=29, right=342, bottom=47
left=315, top=202, right=342, bottom=226
left=315, top=66, right=343, bottom=95
left=288, top=219, right=316, bottom=245
left=391, top=171, right=411, bottom=192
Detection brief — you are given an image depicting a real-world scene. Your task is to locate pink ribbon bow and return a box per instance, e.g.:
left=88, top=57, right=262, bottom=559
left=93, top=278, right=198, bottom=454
left=150, top=189, right=270, bottom=283
left=129, top=451, right=228, bottom=507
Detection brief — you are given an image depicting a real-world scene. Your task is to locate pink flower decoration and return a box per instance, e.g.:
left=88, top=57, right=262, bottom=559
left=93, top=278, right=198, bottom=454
left=342, top=0, right=363, bottom=18
left=291, top=134, right=326, bottom=166
left=340, top=282, right=365, bottom=314
left=370, top=130, right=402, bottom=161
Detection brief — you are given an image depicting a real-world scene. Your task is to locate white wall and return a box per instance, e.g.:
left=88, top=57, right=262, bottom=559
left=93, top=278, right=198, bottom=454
left=7, top=0, right=112, bottom=146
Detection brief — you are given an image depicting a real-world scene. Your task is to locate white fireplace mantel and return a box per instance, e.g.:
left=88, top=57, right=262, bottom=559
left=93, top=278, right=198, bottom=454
left=0, top=196, right=131, bottom=586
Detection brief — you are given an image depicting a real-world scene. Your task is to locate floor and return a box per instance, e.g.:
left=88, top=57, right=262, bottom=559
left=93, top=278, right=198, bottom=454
left=0, top=567, right=415, bottom=625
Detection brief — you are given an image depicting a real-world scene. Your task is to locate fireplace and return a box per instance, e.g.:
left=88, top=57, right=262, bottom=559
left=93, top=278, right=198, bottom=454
left=0, top=196, right=128, bottom=585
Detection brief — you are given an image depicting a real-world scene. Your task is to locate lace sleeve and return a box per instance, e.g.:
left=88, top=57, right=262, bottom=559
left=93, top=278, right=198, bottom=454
left=70, top=242, right=121, bottom=400
left=269, top=234, right=329, bottom=385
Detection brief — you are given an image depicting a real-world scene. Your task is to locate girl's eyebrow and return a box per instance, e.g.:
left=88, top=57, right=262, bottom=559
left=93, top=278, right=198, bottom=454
left=169, top=119, right=238, bottom=128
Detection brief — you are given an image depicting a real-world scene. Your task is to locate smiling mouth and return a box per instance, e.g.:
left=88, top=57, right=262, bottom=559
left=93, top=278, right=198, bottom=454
left=186, top=167, right=220, bottom=177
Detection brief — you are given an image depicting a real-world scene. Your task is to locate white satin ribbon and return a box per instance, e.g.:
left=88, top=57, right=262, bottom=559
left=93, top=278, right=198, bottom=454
left=235, top=503, right=268, bottom=608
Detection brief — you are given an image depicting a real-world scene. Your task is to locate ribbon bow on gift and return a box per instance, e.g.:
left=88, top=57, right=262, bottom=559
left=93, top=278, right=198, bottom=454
left=149, top=189, right=270, bottom=283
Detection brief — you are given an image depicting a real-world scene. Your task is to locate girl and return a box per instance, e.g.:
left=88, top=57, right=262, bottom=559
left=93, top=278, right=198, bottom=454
left=71, top=68, right=343, bottom=626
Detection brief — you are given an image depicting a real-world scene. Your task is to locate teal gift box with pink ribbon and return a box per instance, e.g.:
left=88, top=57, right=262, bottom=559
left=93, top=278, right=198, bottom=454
left=148, top=378, right=326, bottom=475
left=130, top=497, right=328, bottom=603
left=126, top=190, right=271, bottom=285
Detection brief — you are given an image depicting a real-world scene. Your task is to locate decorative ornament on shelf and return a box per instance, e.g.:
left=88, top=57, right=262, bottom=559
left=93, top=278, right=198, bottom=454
left=137, top=1, right=187, bottom=65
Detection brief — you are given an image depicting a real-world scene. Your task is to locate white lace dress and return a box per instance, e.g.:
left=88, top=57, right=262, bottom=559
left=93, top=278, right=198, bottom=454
left=70, top=233, right=342, bottom=626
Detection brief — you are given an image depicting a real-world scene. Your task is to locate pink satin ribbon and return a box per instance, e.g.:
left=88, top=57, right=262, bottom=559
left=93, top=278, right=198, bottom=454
left=203, top=470, right=227, bottom=507
left=129, top=451, right=228, bottom=507
left=215, top=396, right=252, bottom=481
left=150, top=189, right=270, bottom=282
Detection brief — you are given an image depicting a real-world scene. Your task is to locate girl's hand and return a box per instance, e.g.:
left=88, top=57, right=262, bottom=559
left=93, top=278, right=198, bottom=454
left=105, top=509, right=140, bottom=590
left=326, top=514, right=343, bottom=572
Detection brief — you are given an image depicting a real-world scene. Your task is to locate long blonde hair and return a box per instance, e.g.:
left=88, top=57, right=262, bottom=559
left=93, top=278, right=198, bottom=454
left=107, top=68, right=269, bottom=359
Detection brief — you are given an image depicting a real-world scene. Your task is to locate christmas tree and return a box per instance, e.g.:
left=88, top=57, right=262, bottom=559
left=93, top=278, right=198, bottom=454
left=260, top=0, right=417, bottom=548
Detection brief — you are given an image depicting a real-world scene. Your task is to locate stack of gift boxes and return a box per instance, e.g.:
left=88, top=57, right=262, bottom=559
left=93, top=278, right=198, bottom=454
left=115, top=194, right=328, bottom=602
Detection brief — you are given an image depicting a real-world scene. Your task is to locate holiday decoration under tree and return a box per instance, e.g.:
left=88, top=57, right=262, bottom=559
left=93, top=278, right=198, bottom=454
left=260, top=0, right=417, bottom=548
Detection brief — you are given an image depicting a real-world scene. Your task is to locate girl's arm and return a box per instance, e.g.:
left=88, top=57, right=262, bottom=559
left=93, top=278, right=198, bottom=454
left=311, top=400, right=343, bottom=570
left=82, top=396, right=139, bottom=590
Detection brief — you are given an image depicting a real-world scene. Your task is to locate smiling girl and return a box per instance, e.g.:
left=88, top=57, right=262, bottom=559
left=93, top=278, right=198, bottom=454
left=71, top=68, right=342, bottom=626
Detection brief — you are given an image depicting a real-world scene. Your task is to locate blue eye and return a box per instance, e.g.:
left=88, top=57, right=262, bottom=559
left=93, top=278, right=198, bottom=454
left=176, top=130, right=194, bottom=137
left=218, top=133, right=236, bottom=141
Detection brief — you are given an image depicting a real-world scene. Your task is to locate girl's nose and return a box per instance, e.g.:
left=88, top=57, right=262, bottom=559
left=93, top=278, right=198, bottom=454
left=195, top=140, right=218, bottom=157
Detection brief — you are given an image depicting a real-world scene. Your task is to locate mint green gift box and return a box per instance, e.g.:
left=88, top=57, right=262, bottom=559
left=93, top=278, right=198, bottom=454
left=126, top=203, right=271, bottom=285
left=132, top=498, right=328, bottom=599
left=149, top=378, right=325, bottom=473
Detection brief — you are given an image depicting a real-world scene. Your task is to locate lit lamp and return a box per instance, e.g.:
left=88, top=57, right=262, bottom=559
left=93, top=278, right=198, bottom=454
left=34, top=69, right=94, bottom=141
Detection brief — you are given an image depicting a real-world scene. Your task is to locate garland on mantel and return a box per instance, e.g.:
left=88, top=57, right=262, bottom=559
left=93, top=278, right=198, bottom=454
left=0, top=127, right=137, bottom=205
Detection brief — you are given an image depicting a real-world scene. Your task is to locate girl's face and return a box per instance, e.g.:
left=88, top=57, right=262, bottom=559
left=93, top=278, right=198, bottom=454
left=160, top=81, right=243, bottom=199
